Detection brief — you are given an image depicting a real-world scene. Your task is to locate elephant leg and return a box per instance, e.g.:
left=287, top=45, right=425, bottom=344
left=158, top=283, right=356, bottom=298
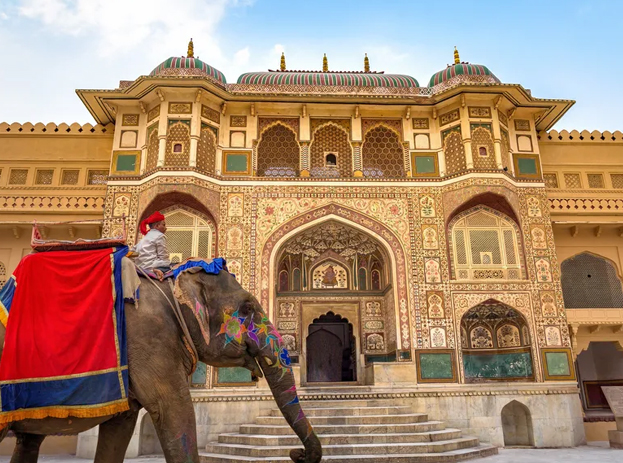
left=144, top=389, right=199, bottom=463
left=10, top=433, right=45, bottom=463
left=94, top=409, right=140, bottom=463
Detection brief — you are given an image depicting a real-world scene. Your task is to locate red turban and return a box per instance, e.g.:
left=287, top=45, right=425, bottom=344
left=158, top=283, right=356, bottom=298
left=140, top=211, right=165, bottom=235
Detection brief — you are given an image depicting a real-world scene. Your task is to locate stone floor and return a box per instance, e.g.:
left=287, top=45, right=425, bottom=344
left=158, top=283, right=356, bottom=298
left=1, top=445, right=621, bottom=463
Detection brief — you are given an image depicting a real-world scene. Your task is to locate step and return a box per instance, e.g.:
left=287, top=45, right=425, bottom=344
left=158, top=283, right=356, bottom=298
left=268, top=406, right=413, bottom=417
left=205, top=437, right=480, bottom=457
left=199, top=443, right=498, bottom=463
left=298, top=399, right=404, bottom=408
left=255, top=413, right=428, bottom=426
left=218, top=429, right=463, bottom=446
left=239, top=421, right=447, bottom=435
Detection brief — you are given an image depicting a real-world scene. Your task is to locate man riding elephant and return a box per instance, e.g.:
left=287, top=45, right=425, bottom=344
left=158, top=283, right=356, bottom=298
left=0, top=259, right=322, bottom=463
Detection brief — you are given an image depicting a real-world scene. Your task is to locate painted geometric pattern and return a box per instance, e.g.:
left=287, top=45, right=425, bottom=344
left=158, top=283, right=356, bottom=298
left=501, top=130, right=512, bottom=171
left=444, top=131, right=466, bottom=174
left=165, top=122, right=191, bottom=167
left=257, top=124, right=300, bottom=177
left=361, top=126, right=405, bottom=178
left=150, top=57, right=227, bottom=84
left=197, top=126, right=217, bottom=174
left=428, top=63, right=500, bottom=87
left=471, top=127, right=497, bottom=170
left=237, top=71, right=419, bottom=88
left=146, top=128, right=159, bottom=171
left=310, top=123, right=352, bottom=177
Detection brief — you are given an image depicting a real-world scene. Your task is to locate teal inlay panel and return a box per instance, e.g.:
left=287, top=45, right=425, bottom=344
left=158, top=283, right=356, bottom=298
left=545, top=352, right=571, bottom=376
left=415, top=156, right=436, bottom=174
left=517, top=158, right=537, bottom=175
left=463, top=352, right=533, bottom=379
left=217, top=367, right=252, bottom=384
left=366, top=353, right=396, bottom=363
left=226, top=154, right=248, bottom=172
left=399, top=350, right=412, bottom=361
left=191, top=361, right=207, bottom=385
left=116, top=154, right=136, bottom=172
left=420, top=353, right=453, bottom=379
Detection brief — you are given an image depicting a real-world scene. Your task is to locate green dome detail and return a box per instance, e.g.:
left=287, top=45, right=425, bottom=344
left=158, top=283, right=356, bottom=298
left=428, top=63, right=499, bottom=87
left=150, top=57, right=226, bottom=84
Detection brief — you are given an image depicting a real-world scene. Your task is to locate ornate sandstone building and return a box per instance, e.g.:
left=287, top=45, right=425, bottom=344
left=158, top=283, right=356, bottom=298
left=1, top=42, right=622, bottom=456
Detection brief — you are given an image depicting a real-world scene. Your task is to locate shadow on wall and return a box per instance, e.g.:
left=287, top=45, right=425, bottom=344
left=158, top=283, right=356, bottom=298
left=502, top=400, right=534, bottom=447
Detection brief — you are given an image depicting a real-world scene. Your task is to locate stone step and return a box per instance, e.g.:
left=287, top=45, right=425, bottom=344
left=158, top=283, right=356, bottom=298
left=298, top=399, right=402, bottom=408
left=218, top=429, right=463, bottom=446
left=239, top=421, right=447, bottom=435
left=268, top=406, right=413, bottom=417
left=255, top=413, right=428, bottom=426
left=205, top=437, right=480, bottom=458
left=199, top=443, right=498, bottom=463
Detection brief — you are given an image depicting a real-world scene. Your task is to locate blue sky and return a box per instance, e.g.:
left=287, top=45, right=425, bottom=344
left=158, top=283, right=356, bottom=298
left=0, top=0, right=621, bottom=130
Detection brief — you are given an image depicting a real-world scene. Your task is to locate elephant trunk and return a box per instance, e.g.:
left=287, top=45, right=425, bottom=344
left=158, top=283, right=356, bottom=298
left=254, top=322, right=322, bottom=463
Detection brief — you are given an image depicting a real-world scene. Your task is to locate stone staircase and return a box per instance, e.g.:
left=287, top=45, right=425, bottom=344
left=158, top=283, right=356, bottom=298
left=200, top=399, right=497, bottom=462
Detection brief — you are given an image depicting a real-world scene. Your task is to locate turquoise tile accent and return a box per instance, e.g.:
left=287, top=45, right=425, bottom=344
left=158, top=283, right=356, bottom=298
left=415, top=156, right=436, bottom=174
left=463, top=352, right=533, bottom=379
left=115, top=154, right=136, bottom=172
left=191, top=361, right=207, bottom=385
left=217, top=366, right=252, bottom=384
left=545, top=352, right=571, bottom=376
left=226, top=154, right=248, bottom=172
left=420, top=353, right=453, bottom=379
left=366, top=353, right=397, bottom=363
left=518, top=158, right=537, bottom=175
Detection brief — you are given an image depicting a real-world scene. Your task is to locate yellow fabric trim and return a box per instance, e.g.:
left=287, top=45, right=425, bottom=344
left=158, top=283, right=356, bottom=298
left=0, top=302, right=8, bottom=328
left=0, top=399, right=129, bottom=427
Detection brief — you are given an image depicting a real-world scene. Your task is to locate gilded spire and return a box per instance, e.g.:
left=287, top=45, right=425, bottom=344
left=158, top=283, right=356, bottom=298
left=364, top=53, right=370, bottom=73
left=323, top=53, right=328, bottom=72
left=454, top=46, right=460, bottom=65
left=187, top=38, right=194, bottom=58
left=280, top=52, right=286, bottom=71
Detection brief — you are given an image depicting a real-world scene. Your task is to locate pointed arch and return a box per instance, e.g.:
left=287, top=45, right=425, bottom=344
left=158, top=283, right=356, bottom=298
left=561, top=251, right=623, bottom=308
left=361, top=125, right=405, bottom=178
left=309, top=122, right=353, bottom=178
left=501, top=400, right=534, bottom=446
left=257, top=122, right=300, bottom=177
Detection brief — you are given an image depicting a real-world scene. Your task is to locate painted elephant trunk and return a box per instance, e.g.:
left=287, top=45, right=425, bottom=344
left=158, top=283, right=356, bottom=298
left=253, top=320, right=322, bottom=463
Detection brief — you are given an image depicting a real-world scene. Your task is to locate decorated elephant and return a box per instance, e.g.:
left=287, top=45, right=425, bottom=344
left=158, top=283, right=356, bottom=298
left=0, top=265, right=322, bottom=463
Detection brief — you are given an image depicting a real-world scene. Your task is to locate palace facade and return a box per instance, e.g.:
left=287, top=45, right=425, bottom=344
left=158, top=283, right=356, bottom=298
left=1, top=42, right=623, bottom=453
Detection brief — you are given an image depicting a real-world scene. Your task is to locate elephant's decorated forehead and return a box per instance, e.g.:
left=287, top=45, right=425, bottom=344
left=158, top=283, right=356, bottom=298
left=171, top=257, right=229, bottom=278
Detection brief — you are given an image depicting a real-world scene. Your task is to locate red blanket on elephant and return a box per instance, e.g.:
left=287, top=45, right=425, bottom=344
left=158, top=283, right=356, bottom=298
left=0, top=247, right=130, bottom=427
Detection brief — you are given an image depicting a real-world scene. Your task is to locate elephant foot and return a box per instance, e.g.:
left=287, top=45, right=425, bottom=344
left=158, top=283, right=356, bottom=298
left=289, top=448, right=322, bottom=463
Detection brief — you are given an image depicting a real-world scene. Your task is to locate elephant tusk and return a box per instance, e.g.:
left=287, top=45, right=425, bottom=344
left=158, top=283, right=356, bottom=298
left=264, top=356, right=274, bottom=366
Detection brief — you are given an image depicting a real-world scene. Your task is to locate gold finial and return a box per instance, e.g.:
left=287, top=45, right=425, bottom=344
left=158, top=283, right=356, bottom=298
left=280, top=52, right=286, bottom=71
left=187, top=38, right=194, bottom=58
left=364, top=53, right=370, bottom=73
left=454, top=46, right=460, bottom=65
left=323, top=53, right=328, bottom=72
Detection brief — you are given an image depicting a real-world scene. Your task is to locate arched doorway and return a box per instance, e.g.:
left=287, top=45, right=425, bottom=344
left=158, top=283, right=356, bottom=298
left=161, top=206, right=216, bottom=263
left=306, top=312, right=356, bottom=383
left=460, top=300, right=534, bottom=382
left=501, top=400, right=534, bottom=447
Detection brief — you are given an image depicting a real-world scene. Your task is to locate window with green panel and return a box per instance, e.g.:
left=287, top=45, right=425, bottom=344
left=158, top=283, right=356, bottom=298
left=415, top=156, right=436, bottom=174
left=517, top=158, right=537, bottom=175
left=225, top=153, right=249, bottom=173
left=115, top=154, right=137, bottom=172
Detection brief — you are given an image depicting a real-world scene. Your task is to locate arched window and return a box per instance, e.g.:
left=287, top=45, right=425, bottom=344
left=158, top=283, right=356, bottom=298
left=561, top=253, right=623, bottom=308
left=362, top=126, right=405, bottom=178
left=279, top=270, right=289, bottom=292
left=358, top=267, right=367, bottom=290
left=371, top=261, right=382, bottom=290
left=450, top=207, right=522, bottom=280
left=162, top=207, right=216, bottom=263
left=292, top=268, right=301, bottom=291
left=257, top=124, right=300, bottom=177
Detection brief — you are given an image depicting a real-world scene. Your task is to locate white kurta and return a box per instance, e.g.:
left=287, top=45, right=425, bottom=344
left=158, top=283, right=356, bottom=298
left=134, top=229, right=171, bottom=269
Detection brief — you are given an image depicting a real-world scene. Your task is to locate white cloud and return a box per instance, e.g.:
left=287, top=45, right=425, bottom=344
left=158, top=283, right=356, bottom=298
left=234, top=47, right=250, bottom=65
left=17, top=0, right=235, bottom=58
left=0, top=12, right=8, bottom=20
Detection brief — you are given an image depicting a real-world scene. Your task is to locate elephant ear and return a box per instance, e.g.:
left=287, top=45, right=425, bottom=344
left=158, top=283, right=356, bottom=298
left=173, top=273, right=211, bottom=347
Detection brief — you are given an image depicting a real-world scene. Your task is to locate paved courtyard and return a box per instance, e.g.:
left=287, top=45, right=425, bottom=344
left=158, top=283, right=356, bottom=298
left=0, top=445, right=620, bottom=463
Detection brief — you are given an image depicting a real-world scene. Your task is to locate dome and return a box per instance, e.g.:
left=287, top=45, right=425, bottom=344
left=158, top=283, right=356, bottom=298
left=148, top=40, right=226, bottom=85
left=428, top=48, right=500, bottom=87
left=237, top=71, right=419, bottom=88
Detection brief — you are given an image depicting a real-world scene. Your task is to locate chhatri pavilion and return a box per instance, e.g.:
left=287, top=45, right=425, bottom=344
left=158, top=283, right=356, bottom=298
left=1, top=41, right=623, bottom=458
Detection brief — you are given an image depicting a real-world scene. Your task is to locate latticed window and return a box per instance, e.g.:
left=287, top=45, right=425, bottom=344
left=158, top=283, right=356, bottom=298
left=165, top=122, right=191, bottom=167
left=35, top=169, right=54, bottom=185
left=543, top=173, right=558, bottom=188
left=443, top=129, right=466, bottom=174
left=162, top=208, right=215, bottom=264
left=587, top=173, right=605, bottom=189
left=87, top=170, right=108, bottom=185
left=563, top=173, right=582, bottom=189
left=61, top=169, right=80, bottom=185
left=9, top=169, right=28, bottom=185
left=611, top=174, right=623, bottom=189
left=561, top=253, right=623, bottom=308
left=451, top=208, right=522, bottom=280
left=257, top=124, right=300, bottom=177
left=197, top=125, right=217, bottom=174
left=361, top=126, right=405, bottom=178
left=310, top=124, right=352, bottom=178
left=471, top=127, right=497, bottom=170
left=145, top=127, right=159, bottom=171
left=0, top=262, right=6, bottom=287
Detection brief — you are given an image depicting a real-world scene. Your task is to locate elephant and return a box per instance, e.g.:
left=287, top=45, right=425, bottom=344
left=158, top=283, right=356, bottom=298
left=0, top=266, right=322, bottom=463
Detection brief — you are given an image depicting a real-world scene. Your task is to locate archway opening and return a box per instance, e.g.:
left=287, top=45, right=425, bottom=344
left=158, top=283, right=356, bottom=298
left=139, top=413, right=163, bottom=455
left=460, top=300, right=533, bottom=383
left=576, top=341, right=623, bottom=416
left=501, top=400, right=534, bottom=447
left=306, top=312, right=356, bottom=382
left=561, top=252, right=623, bottom=308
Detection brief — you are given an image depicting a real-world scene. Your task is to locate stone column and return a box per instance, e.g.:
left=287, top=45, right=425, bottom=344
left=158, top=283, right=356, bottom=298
left=156, top=103, right=168, bottom=167
left=299, top=112, right=311, bottom=177
left=460, top=109, right=473, bottom=169
left=352, top=115, right=363, bottom=176
left=189, top=101, right=201, bottom=167
left=491, top=109, right=504, bottom=169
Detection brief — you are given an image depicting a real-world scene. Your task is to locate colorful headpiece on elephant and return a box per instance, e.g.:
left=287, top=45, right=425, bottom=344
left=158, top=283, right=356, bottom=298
left=140, top=211, right=165, bottom=235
